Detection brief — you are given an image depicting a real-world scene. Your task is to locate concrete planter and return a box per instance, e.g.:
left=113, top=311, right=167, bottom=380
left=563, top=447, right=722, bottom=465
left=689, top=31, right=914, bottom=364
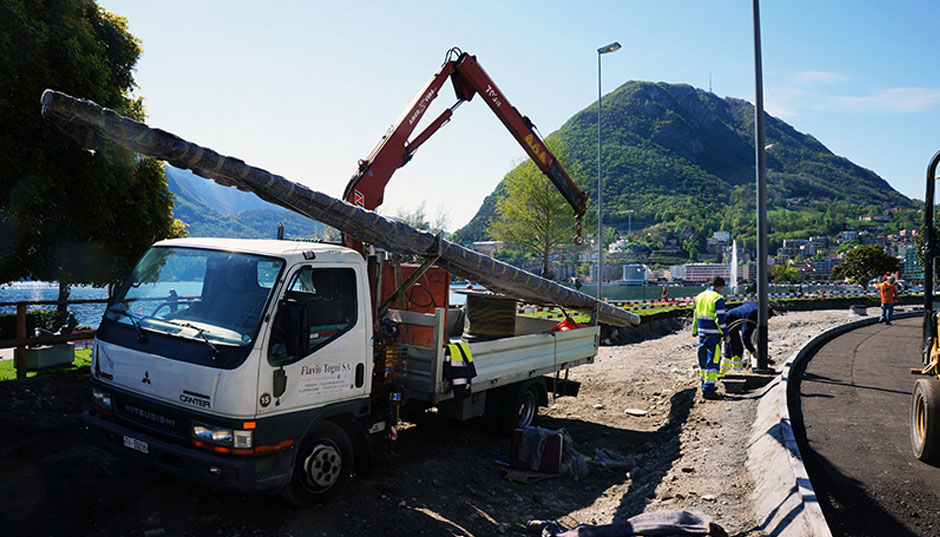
left=26, top=344, right=75, bottom=370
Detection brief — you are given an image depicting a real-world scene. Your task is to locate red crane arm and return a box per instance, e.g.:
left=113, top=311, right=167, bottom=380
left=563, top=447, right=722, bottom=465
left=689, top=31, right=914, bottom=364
left=450, top=53, right=589, bottom=220
left=342, top=49, right=588, bottom=236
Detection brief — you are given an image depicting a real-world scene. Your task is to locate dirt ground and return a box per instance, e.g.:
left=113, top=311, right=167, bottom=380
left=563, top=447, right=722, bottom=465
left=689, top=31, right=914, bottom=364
left=0, top=309, right=857, bottom=537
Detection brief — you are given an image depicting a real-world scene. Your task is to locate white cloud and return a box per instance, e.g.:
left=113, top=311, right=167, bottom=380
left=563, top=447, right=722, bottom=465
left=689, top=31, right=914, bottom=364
left=764, top=87, right=813, bottom=119
left=792, top=71, right=849, bottom=86
left=821, top=88, right=940, bottom=113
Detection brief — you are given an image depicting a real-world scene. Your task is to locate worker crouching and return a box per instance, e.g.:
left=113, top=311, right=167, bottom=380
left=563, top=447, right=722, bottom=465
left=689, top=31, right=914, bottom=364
left=692, top=277, right=727, bottom=400
left=720, top=302, right=775, bottom=375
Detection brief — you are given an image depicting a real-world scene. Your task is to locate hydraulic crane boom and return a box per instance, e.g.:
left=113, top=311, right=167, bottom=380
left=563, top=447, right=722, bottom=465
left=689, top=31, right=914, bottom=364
left=342, top=48, right=589, bottom=244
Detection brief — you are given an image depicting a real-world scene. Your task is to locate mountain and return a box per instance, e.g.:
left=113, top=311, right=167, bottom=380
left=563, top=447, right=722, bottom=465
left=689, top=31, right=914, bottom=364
left=453, top=81, right=917, bottom=248
left=165, top=166, right=328, bottom=239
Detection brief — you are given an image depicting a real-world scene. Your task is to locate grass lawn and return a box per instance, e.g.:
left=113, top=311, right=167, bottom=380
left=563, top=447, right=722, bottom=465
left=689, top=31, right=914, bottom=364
left=0, top=346, right=92, bottom=382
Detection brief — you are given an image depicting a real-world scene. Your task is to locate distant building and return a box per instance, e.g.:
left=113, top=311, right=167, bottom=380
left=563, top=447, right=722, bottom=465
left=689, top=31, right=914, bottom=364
left=713, top=231, right=730, bottom=243
left=589, top=263, right=616, bottom=283
left=811, top=257, right=842, bottom=276
left=670, top=262, right=754, bottom=283
left=904, top=247, right=925, bottom=280
left=621, top=264, right=650, bottom=285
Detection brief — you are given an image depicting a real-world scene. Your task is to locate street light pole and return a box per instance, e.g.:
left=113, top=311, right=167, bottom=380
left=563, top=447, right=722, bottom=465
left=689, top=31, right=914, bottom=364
left=752, top=0, right=770, bottom=372
left=597, top=41, right=621, bottom=305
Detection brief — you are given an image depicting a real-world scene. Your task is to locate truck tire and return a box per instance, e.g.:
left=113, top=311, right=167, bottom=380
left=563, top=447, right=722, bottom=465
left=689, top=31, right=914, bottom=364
left=911, top=378, right=940, bottom=464
left=498, top=380, right=542, bottom=433
left=282, top=421, right=353, bottom=506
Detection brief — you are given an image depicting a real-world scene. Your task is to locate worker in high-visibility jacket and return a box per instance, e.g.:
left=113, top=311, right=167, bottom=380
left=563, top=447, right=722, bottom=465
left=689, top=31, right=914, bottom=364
left=719, top=302, right=775, bottom=375
left=692, top=277, right=727, bottom=400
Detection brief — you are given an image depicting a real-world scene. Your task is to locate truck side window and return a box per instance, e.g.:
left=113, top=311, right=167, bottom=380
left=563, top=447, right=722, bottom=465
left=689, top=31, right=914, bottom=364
left=269, top=267, right=358, bottom=364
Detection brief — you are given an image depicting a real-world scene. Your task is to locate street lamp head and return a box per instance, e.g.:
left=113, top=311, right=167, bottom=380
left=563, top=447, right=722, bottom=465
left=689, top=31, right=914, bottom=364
left=598, top=42, right=622, bottom=54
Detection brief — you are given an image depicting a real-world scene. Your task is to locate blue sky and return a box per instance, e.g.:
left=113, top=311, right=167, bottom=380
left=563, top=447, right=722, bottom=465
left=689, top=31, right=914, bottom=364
left=98, top=0, right=940, bottom=230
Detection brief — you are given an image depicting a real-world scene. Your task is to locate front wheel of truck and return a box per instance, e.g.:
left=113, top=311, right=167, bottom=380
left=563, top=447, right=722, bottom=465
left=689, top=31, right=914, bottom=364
left=283, top=422, right=353, bottom=506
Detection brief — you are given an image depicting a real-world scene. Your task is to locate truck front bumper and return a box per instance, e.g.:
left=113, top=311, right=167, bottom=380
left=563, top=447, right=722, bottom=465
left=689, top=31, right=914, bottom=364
left=80, top=409, right=294, bottom=493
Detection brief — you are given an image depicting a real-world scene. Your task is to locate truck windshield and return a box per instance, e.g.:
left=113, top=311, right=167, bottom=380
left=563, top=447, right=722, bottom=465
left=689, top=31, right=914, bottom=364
left=105, top=247, right=284, bottom=347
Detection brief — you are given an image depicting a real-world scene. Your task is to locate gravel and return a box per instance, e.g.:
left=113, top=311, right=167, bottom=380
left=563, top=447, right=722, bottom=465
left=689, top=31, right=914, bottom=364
left=0, top=309, right=857, bottom=536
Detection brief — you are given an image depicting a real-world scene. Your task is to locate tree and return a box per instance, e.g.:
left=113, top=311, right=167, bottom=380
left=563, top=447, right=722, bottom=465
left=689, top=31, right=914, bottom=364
left=0, top=0, right=175, bottom=306
left=769, top=264, right=802, bottom=284
left=832, top=244, right=900, bottom=288
left=487, top=141, right=585, bottom=278
left=393, top=201, right=450, bottom=235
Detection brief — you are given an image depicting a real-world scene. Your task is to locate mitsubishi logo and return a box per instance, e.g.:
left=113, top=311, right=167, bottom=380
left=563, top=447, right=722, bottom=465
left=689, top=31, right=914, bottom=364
left=141, top=371, right=152, bottom=384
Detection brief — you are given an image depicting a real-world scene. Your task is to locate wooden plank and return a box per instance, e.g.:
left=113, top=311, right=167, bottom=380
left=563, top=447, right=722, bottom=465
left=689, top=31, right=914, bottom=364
left=0, top=329, right=97, bottom=350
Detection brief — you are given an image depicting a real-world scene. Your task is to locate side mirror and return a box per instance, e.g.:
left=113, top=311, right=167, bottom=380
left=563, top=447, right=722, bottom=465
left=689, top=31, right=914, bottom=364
left=108, top=273, right=127, bottom=301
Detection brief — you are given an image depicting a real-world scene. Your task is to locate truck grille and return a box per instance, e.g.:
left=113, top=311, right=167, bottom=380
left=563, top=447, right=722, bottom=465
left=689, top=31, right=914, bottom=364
left=113, top=395, right=190, bottom=439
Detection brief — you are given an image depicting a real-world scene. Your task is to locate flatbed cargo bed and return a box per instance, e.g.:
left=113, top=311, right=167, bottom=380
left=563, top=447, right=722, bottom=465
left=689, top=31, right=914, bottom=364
left=386, top=308, right=598, bottom=404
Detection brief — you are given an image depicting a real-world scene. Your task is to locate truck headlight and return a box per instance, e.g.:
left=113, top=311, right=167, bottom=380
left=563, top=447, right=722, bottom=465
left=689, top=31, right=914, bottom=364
left=91, top=387, right=112, bottom=410
left=192, top=422, right=253, bottom=448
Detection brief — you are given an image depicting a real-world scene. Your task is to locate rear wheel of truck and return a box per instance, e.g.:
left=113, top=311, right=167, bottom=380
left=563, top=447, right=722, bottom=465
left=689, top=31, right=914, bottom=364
left=283, top=421, right=353, bottom=506
left=912, top=377, right=940, bottom=463
left=497, top=380, right=542, bottom=433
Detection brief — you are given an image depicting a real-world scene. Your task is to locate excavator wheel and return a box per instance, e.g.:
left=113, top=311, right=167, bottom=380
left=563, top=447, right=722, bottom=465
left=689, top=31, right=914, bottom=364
left=911, top=377, right=940, bottom=464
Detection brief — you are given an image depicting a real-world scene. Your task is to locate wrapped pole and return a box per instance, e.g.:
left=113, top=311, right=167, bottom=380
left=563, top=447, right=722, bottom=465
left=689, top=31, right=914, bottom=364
left=40, top=89, right=640, bottom=327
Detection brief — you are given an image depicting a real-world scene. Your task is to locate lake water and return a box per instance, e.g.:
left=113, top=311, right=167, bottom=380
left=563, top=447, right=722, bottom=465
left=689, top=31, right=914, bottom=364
left=0, top=282, right=109, bottom=328
left=0, top=282, right=486, bottom=329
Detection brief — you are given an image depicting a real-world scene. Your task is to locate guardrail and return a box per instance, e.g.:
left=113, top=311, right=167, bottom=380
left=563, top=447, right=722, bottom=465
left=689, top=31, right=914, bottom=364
left=0, top=299, right=107, bottom=380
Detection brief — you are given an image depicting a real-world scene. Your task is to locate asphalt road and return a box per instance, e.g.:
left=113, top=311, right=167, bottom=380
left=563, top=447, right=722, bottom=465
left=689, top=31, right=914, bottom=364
left=792, top=315, right=940, bottom=537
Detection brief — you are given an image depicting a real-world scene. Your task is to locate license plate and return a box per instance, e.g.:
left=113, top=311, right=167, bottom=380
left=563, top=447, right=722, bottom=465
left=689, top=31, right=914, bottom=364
left=123, top=435, right=149, bottom=454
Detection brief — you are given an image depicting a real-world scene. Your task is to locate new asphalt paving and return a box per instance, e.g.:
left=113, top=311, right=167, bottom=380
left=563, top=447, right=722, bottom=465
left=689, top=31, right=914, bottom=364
left=791, top=314, right=940, bottom=536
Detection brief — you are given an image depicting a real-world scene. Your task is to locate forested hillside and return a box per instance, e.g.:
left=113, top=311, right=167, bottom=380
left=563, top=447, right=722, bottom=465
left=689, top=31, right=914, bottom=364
left=453, top=81, right=918, bottom=250
left=165, top=167, right=327, bottom=239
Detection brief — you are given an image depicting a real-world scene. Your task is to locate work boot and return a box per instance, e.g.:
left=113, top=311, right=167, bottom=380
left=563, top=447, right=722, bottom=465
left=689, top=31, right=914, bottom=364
left=702, top=391, right=722, bottom=400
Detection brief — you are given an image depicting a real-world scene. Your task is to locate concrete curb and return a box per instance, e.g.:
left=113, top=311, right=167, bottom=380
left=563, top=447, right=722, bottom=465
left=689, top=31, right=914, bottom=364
left=746, top=309, right=921, bottom=537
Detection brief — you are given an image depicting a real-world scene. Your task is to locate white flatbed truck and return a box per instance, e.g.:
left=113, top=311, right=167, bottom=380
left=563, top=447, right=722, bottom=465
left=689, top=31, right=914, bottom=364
left=82, top=238, right=598, bottom=504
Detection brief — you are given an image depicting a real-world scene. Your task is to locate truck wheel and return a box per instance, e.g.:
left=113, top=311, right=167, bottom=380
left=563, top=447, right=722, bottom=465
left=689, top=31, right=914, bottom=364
left=912, top=378, right=940, bottom=464
left=498, top=381, right=541, bottom=432
left=282, top=422, right=353, bottom=506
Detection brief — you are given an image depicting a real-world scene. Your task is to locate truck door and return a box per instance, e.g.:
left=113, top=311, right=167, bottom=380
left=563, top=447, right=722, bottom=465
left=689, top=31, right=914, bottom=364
left=257, top=264, right=370, bottom=415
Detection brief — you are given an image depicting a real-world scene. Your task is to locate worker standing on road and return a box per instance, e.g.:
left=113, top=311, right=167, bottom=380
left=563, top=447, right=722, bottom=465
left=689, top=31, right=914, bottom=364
left=692, top=277, right=727, bottom=400
left=720, top=302, right=775, bottom=374
left=875, top=275, right=898, bottom=325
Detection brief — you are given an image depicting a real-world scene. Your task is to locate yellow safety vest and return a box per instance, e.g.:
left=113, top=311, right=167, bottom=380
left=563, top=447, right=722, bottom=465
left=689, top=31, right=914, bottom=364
left=445, top=342, right=476, bottom=400
left=693, top=289, right=726, bottom=337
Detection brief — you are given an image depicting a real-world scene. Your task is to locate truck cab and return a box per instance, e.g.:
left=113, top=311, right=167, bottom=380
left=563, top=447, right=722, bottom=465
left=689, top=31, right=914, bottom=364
left=83, top=238, right=374, bottom=504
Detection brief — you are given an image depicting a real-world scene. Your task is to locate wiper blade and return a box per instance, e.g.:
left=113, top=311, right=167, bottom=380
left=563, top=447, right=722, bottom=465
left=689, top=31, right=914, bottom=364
left=163, top=320, right=222, bottom=359
left=110, top=307, right=148, bottom=343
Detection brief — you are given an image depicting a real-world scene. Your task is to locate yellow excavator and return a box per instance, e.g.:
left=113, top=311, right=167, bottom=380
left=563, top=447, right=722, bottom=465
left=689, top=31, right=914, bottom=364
left=911, top=149, right=940, bottom=462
